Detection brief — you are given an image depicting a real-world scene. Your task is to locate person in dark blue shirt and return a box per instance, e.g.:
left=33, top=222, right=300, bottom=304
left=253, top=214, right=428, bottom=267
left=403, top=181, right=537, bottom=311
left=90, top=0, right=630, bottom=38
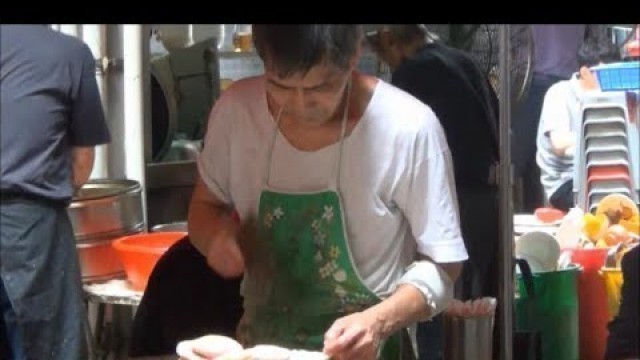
left=1, top=25, right=110, bottom=360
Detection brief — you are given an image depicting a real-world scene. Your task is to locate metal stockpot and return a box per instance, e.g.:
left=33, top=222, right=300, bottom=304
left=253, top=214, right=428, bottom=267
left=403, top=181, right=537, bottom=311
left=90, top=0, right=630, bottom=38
left=68, top=179, right=145, bottom=282
left=151, top=221, right=187, bottom=233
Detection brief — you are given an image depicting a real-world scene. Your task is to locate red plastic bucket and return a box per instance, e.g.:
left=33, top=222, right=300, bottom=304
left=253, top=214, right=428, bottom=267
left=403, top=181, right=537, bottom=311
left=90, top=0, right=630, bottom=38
left=561, top=247, right=609, bottom=360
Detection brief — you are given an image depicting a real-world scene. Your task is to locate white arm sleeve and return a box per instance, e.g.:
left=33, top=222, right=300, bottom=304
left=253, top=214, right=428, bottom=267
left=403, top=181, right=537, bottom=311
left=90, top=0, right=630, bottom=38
left=394, top=119, right=468, bottom=263
left=540, top=83, right=573, bottom=136
left=392, top=114, right=468, bottom=317
left=197, top=93, right=234, bottom=205
left=394, top=260, right=454, bottom=320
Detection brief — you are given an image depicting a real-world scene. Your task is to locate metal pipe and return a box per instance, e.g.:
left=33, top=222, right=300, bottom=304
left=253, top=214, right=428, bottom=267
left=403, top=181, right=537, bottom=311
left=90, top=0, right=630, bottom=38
left=122, top=25, right=148, bottom=227
left=59, top=24, right=80, bottom=38
left=188, top=24, right=195, bottom=46
left=83, top=24, right=110, bottom=179
left=498, top=24, right=514, bottom=360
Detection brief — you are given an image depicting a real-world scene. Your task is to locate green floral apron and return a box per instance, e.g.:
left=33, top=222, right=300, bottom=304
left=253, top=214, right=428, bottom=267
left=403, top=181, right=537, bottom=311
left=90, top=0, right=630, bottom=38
left=237, top=82, right=415, bottom=359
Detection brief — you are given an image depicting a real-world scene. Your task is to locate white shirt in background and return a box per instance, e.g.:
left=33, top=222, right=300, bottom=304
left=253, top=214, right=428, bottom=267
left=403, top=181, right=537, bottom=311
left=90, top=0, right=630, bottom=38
left=536, top=73, right=584, bottom=200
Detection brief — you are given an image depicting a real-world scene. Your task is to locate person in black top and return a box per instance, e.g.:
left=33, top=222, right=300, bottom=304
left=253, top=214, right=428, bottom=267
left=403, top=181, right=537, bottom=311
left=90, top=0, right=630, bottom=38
left=128, top=236, right=243, bottom=358
left=605, top=244, right=639, bottom=359
left=368, top=24, right=500, bottom=360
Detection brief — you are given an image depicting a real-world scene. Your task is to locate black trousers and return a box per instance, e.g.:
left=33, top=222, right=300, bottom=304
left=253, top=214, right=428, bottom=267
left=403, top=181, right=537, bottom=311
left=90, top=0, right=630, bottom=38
left=549, top=180, right=574, bottom=212
left=128, top=237, right=243, bottom=357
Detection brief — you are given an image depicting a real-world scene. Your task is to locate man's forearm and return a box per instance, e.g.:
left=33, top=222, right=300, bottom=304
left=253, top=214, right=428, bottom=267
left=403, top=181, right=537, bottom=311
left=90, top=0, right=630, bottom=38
left=187, top=180, right=236, bottom=257
left=366, top=260, right=461, bottom=339
left=71, top=146, right=95, bottom=191
left=188, top=200, right=235, bottom=256
left=366, top=284, right=430, bottom=339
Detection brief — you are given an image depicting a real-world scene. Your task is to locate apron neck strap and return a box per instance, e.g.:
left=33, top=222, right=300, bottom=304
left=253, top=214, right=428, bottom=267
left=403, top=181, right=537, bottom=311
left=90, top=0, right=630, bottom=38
left=264, top=79, right=352, bottom=191
left=334, top=79, right=351, bottom=190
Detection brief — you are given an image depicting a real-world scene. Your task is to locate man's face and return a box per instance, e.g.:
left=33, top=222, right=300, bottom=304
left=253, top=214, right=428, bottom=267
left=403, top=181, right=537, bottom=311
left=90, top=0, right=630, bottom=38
left=264, top=61, right=352, bottom=127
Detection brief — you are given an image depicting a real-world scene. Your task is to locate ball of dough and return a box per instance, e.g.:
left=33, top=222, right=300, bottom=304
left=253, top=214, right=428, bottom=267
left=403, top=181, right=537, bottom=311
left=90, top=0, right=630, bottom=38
left=290, top=349, right=330, bottom=360
left=216, top=350, right=253, bottom=360
left=246, top=345, right=291, bottom=360
left=176, top=335, right=244, bottom=359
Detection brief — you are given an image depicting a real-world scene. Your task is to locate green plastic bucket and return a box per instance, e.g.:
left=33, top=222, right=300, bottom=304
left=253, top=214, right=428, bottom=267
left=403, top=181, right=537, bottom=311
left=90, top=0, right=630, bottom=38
left=515, top=259, right=581, bottom=360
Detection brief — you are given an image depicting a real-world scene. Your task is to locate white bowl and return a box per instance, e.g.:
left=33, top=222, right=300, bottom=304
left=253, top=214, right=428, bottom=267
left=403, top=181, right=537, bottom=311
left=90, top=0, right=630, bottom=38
left=515, top=231, right=561, bottom=273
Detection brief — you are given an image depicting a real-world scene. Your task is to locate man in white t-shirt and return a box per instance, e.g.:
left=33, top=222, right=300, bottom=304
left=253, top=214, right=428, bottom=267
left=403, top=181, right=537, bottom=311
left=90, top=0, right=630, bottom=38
left=182, top=25, right=467, bottom=360
left=536, top=41, right=620, bottom=211
left=514, top=25, right=609, bottom=213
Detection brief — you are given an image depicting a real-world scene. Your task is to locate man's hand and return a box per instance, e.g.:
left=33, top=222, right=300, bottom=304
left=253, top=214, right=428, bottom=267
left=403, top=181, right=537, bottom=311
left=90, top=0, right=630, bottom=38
left=206, top=228, right=245, bottom=279
left=206, top=214, right=259, bottom=279
left=323, top=311, right=384, bottom=360
left=188, top=178, right=246, bottom=279
left=549, top=130, right=576, bottom=157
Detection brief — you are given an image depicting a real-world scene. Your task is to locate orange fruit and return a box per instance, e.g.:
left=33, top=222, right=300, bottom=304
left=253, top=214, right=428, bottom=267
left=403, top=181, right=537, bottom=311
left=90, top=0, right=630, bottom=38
left=583, top=213, right=609, bottom=241
left=620, top=218, right=640, bottom=235
left=596, top=194, right=639, bottom=224
left=602, top=224, right=631, bottom=246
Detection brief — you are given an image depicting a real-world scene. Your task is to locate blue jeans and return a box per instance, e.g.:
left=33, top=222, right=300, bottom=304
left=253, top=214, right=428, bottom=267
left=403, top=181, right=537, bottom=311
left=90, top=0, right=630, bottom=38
left=0, top=279, right=25, bottom=360
left=1, top=200, right=88, bottom=360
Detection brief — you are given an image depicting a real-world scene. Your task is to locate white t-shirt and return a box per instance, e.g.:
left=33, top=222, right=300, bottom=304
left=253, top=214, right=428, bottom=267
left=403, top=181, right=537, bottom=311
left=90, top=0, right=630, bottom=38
left=536, top=74, right=583, bottom=199
left=198, top=75, right=468, bottom=298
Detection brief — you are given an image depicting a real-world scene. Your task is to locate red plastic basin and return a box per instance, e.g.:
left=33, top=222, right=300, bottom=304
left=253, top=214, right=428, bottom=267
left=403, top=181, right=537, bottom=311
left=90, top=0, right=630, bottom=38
left=112, top=232, right=186, bottom=291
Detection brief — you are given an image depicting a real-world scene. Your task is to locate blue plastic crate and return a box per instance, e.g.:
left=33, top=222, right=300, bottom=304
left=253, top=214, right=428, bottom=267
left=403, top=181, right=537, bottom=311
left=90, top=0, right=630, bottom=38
left=591, top=61, right=640, bottom=92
